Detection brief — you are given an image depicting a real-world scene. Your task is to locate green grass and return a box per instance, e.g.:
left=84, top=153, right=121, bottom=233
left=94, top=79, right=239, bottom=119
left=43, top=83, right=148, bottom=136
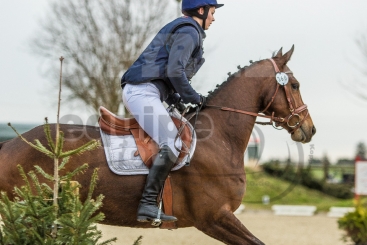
left=308, top=166, right=354, bottom=182
left=243, top=168, right=354, bottom=212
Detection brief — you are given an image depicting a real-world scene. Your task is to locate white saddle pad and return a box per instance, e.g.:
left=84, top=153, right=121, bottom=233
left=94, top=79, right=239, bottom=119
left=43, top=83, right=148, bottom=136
left=100, top=109, right=197, bottom=175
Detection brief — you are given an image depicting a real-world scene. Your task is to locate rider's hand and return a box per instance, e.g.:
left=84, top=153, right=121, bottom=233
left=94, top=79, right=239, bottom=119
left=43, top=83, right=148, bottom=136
left=196, top=95, right=207, bottom=110
left=175, top=101, right=186, bottom=113
left=166, top=93, right=180, bottom=106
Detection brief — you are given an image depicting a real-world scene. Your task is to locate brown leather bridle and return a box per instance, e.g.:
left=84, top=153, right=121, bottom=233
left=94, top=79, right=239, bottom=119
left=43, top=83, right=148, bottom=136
left=205, top=58, right=309, bottom=134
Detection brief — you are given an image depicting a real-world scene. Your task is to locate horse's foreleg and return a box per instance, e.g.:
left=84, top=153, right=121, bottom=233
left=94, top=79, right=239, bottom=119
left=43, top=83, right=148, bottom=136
left=195, top=208, right=265, bottom=245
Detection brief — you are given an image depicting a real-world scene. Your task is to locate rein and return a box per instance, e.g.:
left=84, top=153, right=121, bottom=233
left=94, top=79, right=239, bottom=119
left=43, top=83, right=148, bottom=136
left=204, top=58, right=309, bottom=134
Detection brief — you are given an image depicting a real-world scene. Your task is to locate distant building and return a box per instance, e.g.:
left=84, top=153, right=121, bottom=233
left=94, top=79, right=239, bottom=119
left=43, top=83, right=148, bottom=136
left=247, top=137, right=260, bottom=160
left=245, top=136, right=260, bottom=168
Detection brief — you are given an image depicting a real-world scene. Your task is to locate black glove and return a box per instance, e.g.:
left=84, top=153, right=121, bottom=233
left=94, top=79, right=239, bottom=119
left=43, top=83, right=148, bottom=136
left=175, top=101, right=186, bottom=113
left=197, top=95, right=207, bottom=109
left=166, top=93, right=180, bottom=106
left=189, top=95, right=206, bottom=113
left=165, top=93, right=187, bottom=113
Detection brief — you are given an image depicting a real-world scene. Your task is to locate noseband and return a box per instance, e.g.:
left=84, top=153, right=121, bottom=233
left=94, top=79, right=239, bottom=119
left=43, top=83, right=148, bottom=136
left=205, top=58, right=309, bottom=134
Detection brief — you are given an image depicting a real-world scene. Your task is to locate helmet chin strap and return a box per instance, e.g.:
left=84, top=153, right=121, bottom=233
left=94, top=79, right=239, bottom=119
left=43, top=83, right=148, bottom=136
left=187, top=6, right=210, bottom=29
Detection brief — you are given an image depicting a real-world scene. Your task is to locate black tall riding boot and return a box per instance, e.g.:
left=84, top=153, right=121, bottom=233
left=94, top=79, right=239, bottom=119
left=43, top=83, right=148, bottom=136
left=137, top=145, right=178, bottom=223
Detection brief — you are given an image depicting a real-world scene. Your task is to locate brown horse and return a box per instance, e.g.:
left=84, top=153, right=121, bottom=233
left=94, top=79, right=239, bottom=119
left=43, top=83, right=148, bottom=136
left=0, top=46, right=315, bottom=245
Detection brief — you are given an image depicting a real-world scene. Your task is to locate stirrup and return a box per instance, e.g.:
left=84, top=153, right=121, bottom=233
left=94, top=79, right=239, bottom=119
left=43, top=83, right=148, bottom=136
left=151, top=218, right=161, bottom=226
left=151, top=200, right=163, bottom=226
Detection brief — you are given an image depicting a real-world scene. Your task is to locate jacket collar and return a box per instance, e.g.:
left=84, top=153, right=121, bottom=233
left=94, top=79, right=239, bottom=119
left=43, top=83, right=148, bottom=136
left=182, top=16, right=206, bottom=39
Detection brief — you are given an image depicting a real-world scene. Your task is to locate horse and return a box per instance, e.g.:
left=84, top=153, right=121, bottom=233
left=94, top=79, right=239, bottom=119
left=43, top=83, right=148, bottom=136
left=0, top=46, right=315, bottom=245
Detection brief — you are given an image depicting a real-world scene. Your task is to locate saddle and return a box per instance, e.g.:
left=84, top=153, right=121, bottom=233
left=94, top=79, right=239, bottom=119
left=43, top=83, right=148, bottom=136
left=98, top=106, right=192, bottom=229
left=98, top=106, right=193, bottom=168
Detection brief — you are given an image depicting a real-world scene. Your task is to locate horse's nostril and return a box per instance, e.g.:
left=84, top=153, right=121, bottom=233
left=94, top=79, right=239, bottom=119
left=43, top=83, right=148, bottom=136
left=312, top=126, right=316, bottom=135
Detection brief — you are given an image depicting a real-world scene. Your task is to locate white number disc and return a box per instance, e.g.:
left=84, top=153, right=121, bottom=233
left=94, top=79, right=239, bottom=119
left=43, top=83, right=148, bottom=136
left=276, top=72, right=289, bottom=85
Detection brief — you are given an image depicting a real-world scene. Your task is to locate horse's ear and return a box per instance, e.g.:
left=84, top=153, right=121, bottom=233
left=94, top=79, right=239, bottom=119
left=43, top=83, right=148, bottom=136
left=280, top=45, right=295, bottom=66
left=274, top=47, right=283, bottom=58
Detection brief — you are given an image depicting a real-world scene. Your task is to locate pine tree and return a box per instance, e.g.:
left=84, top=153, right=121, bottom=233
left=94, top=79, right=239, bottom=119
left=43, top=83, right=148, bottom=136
left=0, top=121, right=117, bottom=244
left=0, top=57, right=141, bottom=244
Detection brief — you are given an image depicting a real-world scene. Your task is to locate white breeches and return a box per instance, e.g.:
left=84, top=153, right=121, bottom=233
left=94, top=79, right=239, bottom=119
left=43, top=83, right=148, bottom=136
left=122, top=83, right=182, bottom=157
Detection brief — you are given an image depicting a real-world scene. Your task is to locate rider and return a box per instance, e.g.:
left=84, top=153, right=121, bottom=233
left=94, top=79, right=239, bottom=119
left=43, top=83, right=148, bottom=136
left=121, top=0, right=224, bottom=223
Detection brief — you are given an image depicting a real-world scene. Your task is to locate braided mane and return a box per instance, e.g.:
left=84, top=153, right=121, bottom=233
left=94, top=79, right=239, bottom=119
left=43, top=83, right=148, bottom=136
left=206, top=60, right=258, bottom=102
left=206, top=51, right=279, bottom=102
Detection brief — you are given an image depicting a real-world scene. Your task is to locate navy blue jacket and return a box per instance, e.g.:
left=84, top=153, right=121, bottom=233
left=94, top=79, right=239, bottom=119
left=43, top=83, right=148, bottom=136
left=121, top=16, right=206, bottom=104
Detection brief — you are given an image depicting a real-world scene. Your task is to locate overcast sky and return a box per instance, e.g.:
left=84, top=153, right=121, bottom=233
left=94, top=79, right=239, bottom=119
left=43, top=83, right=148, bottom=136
left=1, top=0, right=367, bottom=163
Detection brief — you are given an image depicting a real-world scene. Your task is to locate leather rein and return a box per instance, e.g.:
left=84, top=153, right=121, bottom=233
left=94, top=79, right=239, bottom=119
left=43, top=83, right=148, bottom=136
left=204, top=58, right=309, bottom=134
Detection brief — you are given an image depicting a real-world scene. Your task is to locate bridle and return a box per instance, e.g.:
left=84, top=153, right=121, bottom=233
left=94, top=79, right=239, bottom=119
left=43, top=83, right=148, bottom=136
left=203, top=58, right=309, bottom=134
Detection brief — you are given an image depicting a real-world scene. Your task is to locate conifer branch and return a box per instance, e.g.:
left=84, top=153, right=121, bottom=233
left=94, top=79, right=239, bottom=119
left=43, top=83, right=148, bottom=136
left=28, top=171, right=43, bottom=196
left=18, top=165, right=32, bottom=192
left=60, top=164, right=89, bottom=181
left=55, top=131, right=65, bottom=156
left=59, top=156, right=71, bottom=170
left=7, top=123, right=54, bottom=157
left=34, top=166, right=54, bottom=181
left=41, top=183, right=53, bottom=193
left=86, top=169, right=99, bottom=202
left=34, top=140, right=54, bottom=158
left=133, top=236, right=143, bottom=245
left=59, top=140, right=100, bottom=158
left=44, top=118, right=56, bottom=152
left=98, top=237, right=118, bottom=245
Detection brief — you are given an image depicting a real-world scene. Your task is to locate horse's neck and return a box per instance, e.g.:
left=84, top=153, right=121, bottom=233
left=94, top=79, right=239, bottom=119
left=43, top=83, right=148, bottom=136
left=206, top=69, right=264, bottom=153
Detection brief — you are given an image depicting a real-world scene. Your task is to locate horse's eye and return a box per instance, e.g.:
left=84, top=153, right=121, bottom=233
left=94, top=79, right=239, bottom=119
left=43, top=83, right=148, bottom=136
left=291, top=83, right=299, bottom=90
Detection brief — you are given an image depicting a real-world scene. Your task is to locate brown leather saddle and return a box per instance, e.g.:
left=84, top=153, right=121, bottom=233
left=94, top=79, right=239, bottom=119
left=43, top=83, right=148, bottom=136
left=98, top=106, right=193, bottom=168
left=98, top=106, right=191, bottom=229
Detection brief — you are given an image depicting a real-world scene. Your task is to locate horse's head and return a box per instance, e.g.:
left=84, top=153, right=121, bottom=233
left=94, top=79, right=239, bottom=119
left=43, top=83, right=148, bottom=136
left=260, top=46, right=316, bottom=143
